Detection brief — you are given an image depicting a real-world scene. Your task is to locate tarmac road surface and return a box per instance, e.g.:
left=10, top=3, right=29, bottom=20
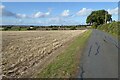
left=78, top=29, right=118, bottom=78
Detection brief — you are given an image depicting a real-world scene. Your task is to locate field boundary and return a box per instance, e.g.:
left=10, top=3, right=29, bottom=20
left=36, top=30, right=92, bottom=78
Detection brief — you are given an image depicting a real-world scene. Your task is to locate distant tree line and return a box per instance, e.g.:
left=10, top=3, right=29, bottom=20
left=2, top=25, right=90, bottom=31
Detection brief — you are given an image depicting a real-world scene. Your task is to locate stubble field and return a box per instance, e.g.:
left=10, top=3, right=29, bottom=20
left=2, top=30, right=87, bottom=78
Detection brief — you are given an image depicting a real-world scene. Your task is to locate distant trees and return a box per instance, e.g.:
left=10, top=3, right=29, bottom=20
left=70, top=26, right=76, bottom=30
left=86, top=10, right=112, bottom=28
left=2, top=25, right=89, bottom=31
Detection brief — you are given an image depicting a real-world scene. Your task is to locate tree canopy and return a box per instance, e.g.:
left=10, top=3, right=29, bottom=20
left=86, top=10, right=112, bottom=25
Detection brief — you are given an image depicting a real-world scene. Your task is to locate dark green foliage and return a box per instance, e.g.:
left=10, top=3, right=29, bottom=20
left=70, top=26, right=76, bottom=30
left=86, top=10, right=112, bottom=26
left=3, top=27, right=11, bottom=31
left=92, top=22, right=97, bottom=29
left=2, top=25, right=88, bottom=31
left=51, top=27, right=58, bottom=30
left=3, top=26, right=29, bottom=31
left=45, top=28, right=49, bottom=30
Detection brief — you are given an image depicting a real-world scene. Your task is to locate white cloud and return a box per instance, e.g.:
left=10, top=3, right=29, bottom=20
left=0, top=5, right=5, bottom=10
left=1, top=5, right=51, bottom=19
left=76, top=8, right=92, bottom=16
left=61, top=10, right=70, bottom=17
left=107, top=7, right=118, bottom=15
left=16, top=11, right=50, bottom=19
left=48, top=17, right=62, bottom=24
left=16, top=14, right=28, bottom=18
left=33, top=11, right=50, bottom=18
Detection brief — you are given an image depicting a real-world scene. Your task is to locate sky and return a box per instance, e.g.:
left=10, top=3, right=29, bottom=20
left=0, top=2, right=118, bottom=26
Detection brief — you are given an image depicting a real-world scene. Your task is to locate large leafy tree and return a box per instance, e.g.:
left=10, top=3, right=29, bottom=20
left=86, top=10, right=112, bottom=25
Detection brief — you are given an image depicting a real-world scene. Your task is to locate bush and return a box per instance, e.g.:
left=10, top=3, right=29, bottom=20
left=20, top=28, right=28, bottom=31
left=92, top=22, right=98, bottom=29
left=3, top=27, right=12, bottom=31
left=52, top=27, right=58, bottom=30
left=11, top=27, right=21, bottom=31
left=70, top=26, right=76, bottom=30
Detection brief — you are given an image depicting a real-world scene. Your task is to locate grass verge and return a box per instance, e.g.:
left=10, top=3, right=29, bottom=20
left=37, top=30, right=92, bottom=78
left=97, top=22, right=120, bottom=39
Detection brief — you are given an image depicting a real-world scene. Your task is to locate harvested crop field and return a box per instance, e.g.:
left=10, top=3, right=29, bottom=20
left=2, top=30, right=87, bottom=78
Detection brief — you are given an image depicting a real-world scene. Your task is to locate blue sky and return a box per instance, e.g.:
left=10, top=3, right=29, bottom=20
left=1, top=2, right=118, bottom=25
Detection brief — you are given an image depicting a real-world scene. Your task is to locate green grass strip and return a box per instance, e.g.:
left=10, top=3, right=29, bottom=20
left=37, top=30, right=92, bottom=78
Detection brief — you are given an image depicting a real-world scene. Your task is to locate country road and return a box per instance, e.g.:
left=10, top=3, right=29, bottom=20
left=78, top=29, right=119, bottom=78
